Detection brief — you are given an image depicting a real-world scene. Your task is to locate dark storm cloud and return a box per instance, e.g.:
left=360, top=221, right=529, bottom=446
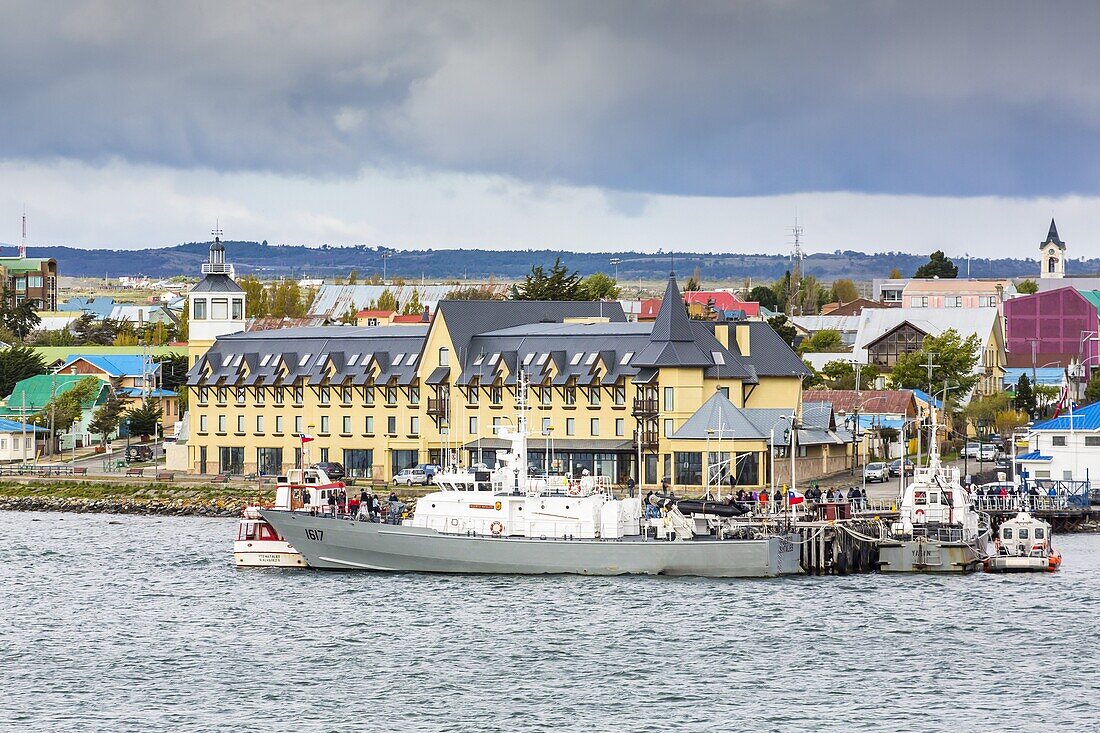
left=2, top=1, right=1099, bottom=197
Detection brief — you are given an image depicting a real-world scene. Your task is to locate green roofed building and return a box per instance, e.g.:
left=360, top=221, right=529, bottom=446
left=0, top=374, right=109, bottom=450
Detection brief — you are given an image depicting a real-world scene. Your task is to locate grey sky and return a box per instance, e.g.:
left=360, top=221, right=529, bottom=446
left=1, top=2, right=1098, bottom=256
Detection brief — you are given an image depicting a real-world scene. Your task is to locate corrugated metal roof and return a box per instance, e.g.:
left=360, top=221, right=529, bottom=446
left=1030, top=402, right=1100, bottom=431
left=0, top=418, right=49, bottom=433
left=851, top=307, right=999, bottom=363
left=1015, top=452, right=1052, bottom=461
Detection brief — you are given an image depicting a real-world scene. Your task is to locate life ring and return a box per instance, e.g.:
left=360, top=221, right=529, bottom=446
left=915, top=509, right=925, bottom=520
left=490, top=520, right=504, bottom=536
left=566, top=482, right=583, bottom=497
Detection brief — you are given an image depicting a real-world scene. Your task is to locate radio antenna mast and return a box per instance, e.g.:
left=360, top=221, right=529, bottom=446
left=20, top=208, right=27, bottom=258
left=788, top=219, right=804, bottom=316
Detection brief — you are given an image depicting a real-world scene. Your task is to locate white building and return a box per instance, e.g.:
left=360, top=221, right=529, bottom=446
left=0, top=419, right=48, bottom=463
left=187, top=234, right=246, bottom=344
left=1017, top=401, right=1100, bottom=484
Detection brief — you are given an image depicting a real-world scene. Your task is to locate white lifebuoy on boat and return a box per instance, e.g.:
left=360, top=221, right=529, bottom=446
left=490, top=520, right=505, bottom=536
left=915, top=509, right=925, bottom=521
left=566, top=482, right=583, bottom=496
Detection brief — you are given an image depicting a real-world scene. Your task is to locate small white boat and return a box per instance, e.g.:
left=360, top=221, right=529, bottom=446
left=984, top=511, right=1062, bottom=573
left=234, top=466, right=347, bottom=568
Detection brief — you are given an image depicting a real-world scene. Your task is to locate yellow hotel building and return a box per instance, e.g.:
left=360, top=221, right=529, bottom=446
left=184, top=243, right=841, bottom=490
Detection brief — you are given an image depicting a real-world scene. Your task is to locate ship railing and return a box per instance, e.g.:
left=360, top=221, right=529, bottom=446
left=909, top=525, right=968, bottom=543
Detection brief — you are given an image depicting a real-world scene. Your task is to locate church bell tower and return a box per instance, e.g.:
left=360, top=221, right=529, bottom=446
left=1040, top=218, right=1066, bottom=280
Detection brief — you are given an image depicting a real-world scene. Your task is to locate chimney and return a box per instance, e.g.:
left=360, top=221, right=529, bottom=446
left=422, top=306, right=430, bottom=323
left=714, top=322, right=729, bottom=349
left=735, top=323, right=751, bottom=356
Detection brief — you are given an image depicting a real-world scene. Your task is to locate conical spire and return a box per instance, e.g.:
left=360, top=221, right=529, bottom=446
left=1044, top=218, right=1064, bottom=247
left=650, top=273, right=694, bottom=342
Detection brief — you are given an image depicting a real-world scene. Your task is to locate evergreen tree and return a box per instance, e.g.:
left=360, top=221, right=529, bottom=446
left=88, top=388, right=125, bottom=444
left=376, top=288, right=399, bottom=312
left=401, top=289, right=424, bottom=315
left=1014, top=373, right=1036, bottom=417
left=339, top=304, right=359, bottom=324
left=748, top=285, right=780, bottom=312
left=0, top=286, right=41, bottom=340
left=767, top=314, right=797, bottom=348
left=512, top=258, right=584, bottom=300
left=0, top=346, right=47, bottom=397
left=1016, top=279, right=1039, bottom=295
left=124, top=399, right=163, bottom=437
left=816, top=360, right=880, bottom=390
left=913, top=250, right=958, bottom=279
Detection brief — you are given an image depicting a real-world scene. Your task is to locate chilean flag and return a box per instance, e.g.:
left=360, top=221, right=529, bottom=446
left=298, top=433, right=316, bottom=444
left=1052, top=384, right=1073, bottom=418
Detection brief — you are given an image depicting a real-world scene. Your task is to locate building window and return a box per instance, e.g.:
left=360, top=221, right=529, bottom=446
left=613, top=386, right=625, bottom=406
left=342, top=416, right=352, bottom=435
left=236, top=415, right=245, bottom=433
left=439, top=347, right=450, bottom=366
left=674, top=452, right=702, bottom=486
left=365, top=416, right=374, bottom=434
left=616, top=418, right=625, bottom=437
left=734, top=452, right=761, bottom=486
left=1085, top=436, right=1100, bottom=447
left=588, top=388, right=600, bottom=407
left=275, top=415, right=284, bottom=434
left=542, top=417, right=551, bottom=434
left=320, top=387, right=330, bottom=405
left=215, top=387, right=227, bottom=405
left=590, top=418, right=599, bottom=436
left=274, top=387, right=284, bottom=405
left=293, top=387, right=303, bottom=405
left=386, top=387, right=397, bottom=406
left=211, top=298, right=229, bottom=319
left=363, top=385, right=375, bottom=406
left=256, top=448, right=282, bottom=476
left=539, top=387, right=551, bottom=406
left=410, top=386, right=420, bottom=405
left=320, top=416, right=330, bottom=434
left=218, top=415, right=227, bottom=433
left=235, top=388, right=245, bottom=405
left=343, top=449, right=373, bottom=478
left=232, top=299, right=243, bottom=319
left=566, top=418, right=575, bottom=436
left=945, top=296, right=962, bottom=307
left=979, top=295, right=996, bottom=308
left=254, top=388, right=264, bottom=406
left=410, top=416, right=419, bottom=435
left=1052, top=435, right=1067, bottom=447
left=341, top=388, right=352, bottom=405
left=469, top=416, right=478, bottom=434
left=193, top=299, right=207, bottom=320
left=564, top=387, right=576, bottom=406
left=197, top=387, right=208, bottom=405
left=255, top=415, right=264, bottom=433
left=664, top=418, right=674, bottom=438
left=199, top=415, right=208, bottom=433
left=294, top=416, right=302, bottom=434
left=387, top=416, right=397, bottom=435
left=490, top=386, right=502, bottom=405
left=663, top=387, right=675, bottom=411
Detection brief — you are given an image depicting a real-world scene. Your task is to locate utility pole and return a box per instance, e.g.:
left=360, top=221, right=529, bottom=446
left=852, top=360, right=863, bottom=474
left=788, top=221, right=804, bottom=317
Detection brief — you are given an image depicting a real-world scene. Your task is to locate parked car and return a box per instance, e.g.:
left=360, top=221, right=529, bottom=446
left=863, top=462, right=890, bottom=483
left=310, top=461, right=346, bottom=480
left=888, top=458, right=915, bottom=477
left=393, top=467, right=431, bottom=486
left=963, top=442, right=982, bottom=459
left=978, top=444, right=999, bottom=461
left=125, top=445, right=154, bottom=463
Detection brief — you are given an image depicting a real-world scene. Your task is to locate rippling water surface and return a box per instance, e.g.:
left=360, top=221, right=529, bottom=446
left=1, top=511, right=1098, bottom=733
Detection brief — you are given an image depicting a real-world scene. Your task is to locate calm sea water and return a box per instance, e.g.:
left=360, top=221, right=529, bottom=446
left=1, top=511, right=1097, bottom=733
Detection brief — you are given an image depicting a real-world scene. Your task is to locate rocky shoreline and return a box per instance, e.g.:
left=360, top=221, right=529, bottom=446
left=0, top=494, right=250, bottom=517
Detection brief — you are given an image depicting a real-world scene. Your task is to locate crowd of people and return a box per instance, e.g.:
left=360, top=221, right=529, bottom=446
left=301, top=487, right=408, bottom=523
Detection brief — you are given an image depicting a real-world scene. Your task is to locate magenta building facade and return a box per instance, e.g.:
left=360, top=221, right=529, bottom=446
left=1004, top=287, right=1099, bottom=368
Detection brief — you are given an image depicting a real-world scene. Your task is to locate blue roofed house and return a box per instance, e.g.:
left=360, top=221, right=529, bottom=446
left=0, top=418, right=50, bottom=463
left=1016, top=401, right=1100, bottom=491
left=56, top=354, right=180, bottom=432
left=0, top=374, right=110, bottom=452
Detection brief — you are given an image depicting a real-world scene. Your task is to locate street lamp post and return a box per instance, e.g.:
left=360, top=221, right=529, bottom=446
left=71, top=419, right=78, bottom=464
left=609, top=257, right=621, bottom=283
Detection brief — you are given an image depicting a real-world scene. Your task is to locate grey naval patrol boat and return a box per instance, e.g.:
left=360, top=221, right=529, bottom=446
left=878, top=409, right=992, bottom=573
left=261, top=378, right=800, bottom=578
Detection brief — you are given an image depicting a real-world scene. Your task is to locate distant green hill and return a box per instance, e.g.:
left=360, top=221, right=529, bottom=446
left=7, top=240, right=1079, bottom=282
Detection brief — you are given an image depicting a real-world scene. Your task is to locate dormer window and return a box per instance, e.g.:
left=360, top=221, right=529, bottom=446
left=193, top=299, right=208, bottom=320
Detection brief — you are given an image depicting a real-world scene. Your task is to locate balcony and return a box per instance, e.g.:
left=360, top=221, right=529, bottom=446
left=634, top=429, right=659, bottom=450
left=427, top=398, right=449, bottom=417
left=632, top=398, right=659, bottom=417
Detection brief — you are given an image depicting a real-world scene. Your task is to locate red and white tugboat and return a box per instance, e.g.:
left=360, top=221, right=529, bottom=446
left=234, top=466, right=346, bottom=567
